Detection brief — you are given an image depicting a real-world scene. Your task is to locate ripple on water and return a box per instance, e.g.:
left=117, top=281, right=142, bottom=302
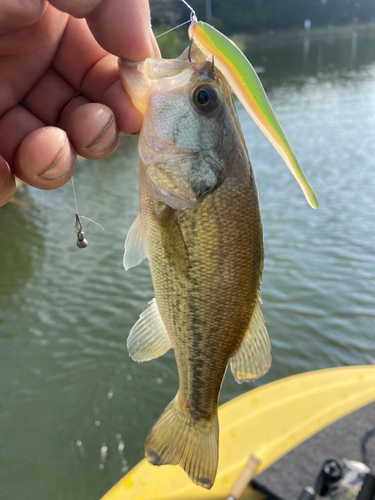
left=2, top=37, right=375, bottom=500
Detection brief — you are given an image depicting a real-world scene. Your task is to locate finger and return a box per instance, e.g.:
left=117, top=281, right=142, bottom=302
left=51, top=16, right=109, bottom=92
left=20, top=59, right=134, bottom=149
left=0, top=156, right=16, bottom=207
left=77, top=55, right=144, bottom=133
left=0, top=0, right=47, bottom=33
left=0, top=106, right=76, bottom=190
left=0, top=5, right=68, bottom=118
left=52, top=29, right=119, bottom=110
left=21, top=68, right=77, bottom=125
left=51, top=17, right=144, bottom=133
left=48, top=0, right=101, bottom=18
left=13, top=126, right=76, bottom=189
left=0, top=105, right=44, bottom=166
left=101, top=79, right=143, bottom=134
left=49, top=0, right=159, bottom=60
left=86, top=0, right=160, bottom=61
left=58, top=97, right=120, bottom=159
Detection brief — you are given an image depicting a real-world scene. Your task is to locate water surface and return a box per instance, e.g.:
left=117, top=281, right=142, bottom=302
left=0, top=28, right=374, bottom=499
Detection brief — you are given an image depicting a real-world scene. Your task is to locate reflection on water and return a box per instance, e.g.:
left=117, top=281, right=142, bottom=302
left=0, top=196, right=44, bottom=299
left=0, top=29, right=375, bottom=500
left=245, top=27, right=375, bottom=89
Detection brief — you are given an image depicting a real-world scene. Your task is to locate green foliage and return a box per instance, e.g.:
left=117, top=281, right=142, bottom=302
left=151, top=0, right=375, bottom=34
left=153, top=26, right=190, bottom=59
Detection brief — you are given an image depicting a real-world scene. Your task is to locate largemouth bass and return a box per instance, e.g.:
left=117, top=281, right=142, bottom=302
left=119, top=45, right=271, bottom=489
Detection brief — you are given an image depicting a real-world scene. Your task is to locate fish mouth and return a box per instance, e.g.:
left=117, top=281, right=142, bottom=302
left=118, top=45, right=217, bottom=117
left=118, top=57, right=194, bottom=116
left=118, top=59, right=150, bottom=115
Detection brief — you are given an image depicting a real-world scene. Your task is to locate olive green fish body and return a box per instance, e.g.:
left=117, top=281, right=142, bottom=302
left=141, top=129, right=262, bottom=421
left=119, top=45, right=271, bottom=489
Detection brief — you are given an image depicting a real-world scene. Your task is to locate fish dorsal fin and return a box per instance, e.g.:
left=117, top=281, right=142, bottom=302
left=123, top=211, right=148, bottom=271
left=230, top=301, right=272, bottom=383
left=127, top=298, right=172, bottom=362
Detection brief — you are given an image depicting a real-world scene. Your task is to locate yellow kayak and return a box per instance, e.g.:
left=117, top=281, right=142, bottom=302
left=101, top=366, right=375, bottom=500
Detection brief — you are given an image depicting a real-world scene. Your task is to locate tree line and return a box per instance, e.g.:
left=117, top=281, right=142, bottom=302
left=150, top=0, right=375, bottom=35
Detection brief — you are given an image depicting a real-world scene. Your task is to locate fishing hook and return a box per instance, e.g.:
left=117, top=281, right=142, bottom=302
left=188, top=39, right=193, bottom=62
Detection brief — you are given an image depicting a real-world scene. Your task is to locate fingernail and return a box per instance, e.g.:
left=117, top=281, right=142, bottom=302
left=38, top=135, right=73, bottom=179
left=85, top=115, right=117, bottom=153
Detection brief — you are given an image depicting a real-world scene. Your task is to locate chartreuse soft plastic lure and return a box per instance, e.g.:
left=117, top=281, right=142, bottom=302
left=188, top=21, right=319, bottom=209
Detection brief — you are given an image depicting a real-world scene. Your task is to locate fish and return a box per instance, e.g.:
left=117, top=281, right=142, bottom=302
left=118, top=44, right=272, bottom=489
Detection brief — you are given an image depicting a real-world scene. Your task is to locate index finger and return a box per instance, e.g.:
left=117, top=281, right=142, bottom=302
left=50, top=15, right=144, bottom=133
left=49, top=0, right=160, bottom=61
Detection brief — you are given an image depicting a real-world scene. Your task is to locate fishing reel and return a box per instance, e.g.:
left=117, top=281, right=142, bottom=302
left=298, top=458, right=375, bottom=500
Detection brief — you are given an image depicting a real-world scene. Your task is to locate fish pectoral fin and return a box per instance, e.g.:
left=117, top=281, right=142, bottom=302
left=123, top=211, right=148, bottom=271
left=127, top=298, right=172, bottom=362
left=230, top=302, right=272, bottom=383
left=145, top=395, right=219, bottom=489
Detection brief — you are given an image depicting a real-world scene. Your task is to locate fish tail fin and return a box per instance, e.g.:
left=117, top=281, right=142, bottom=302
left=145, top=395, right=219, bottom=489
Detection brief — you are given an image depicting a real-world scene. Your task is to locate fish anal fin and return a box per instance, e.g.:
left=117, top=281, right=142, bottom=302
left=123, top=211, right=147, bottom=271
left=230, top=302, right=272, bottom=383
left=127, top=298, right=172, bottom=362
left=145, top=395, right=219, bottom=489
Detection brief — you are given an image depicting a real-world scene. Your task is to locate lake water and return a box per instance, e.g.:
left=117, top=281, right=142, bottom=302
left=1, top=28, right=375, bottom=500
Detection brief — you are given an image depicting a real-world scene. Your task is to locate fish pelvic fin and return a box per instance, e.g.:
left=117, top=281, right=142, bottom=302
left=123, top=211, right=147, bottom=271
left=127, top=298, right=172, bottom=362
left=230, top=301, right=272, bottom=383
left=145, top=395, right=219, bottom=489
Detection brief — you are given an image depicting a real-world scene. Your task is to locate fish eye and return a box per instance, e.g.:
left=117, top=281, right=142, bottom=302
left=192, top=85, right=220, bottom=114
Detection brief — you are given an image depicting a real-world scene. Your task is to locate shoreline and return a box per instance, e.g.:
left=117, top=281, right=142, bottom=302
left=154, top=21, right=375, bottom=58
left=235, top=22, right=375, bottom=45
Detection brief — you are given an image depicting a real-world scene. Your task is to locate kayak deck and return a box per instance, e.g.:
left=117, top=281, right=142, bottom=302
left=101, top=365, right=375, bottom=500
left=252, top=398, right=375, bottom=498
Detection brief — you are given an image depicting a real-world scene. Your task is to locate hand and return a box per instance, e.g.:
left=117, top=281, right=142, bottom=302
left=0, top=0, right=160, bottom=206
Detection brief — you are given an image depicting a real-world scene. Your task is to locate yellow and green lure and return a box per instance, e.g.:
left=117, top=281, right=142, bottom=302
left=189, top=21, right=319, bottom=209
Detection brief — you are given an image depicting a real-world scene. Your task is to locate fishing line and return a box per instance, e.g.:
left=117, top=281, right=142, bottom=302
left=180, top=0, right=198, bottom=22
left=61, top=67, right=107, bottom=250
left=155, top=19, right=191, bottom=39
left=64, top=60, right=109, bottom=249
left=155, top=0, right=198, bottom=39
left=71, top=177, right=104, bottom=249
left=71, top=176, right=79, bottom=215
